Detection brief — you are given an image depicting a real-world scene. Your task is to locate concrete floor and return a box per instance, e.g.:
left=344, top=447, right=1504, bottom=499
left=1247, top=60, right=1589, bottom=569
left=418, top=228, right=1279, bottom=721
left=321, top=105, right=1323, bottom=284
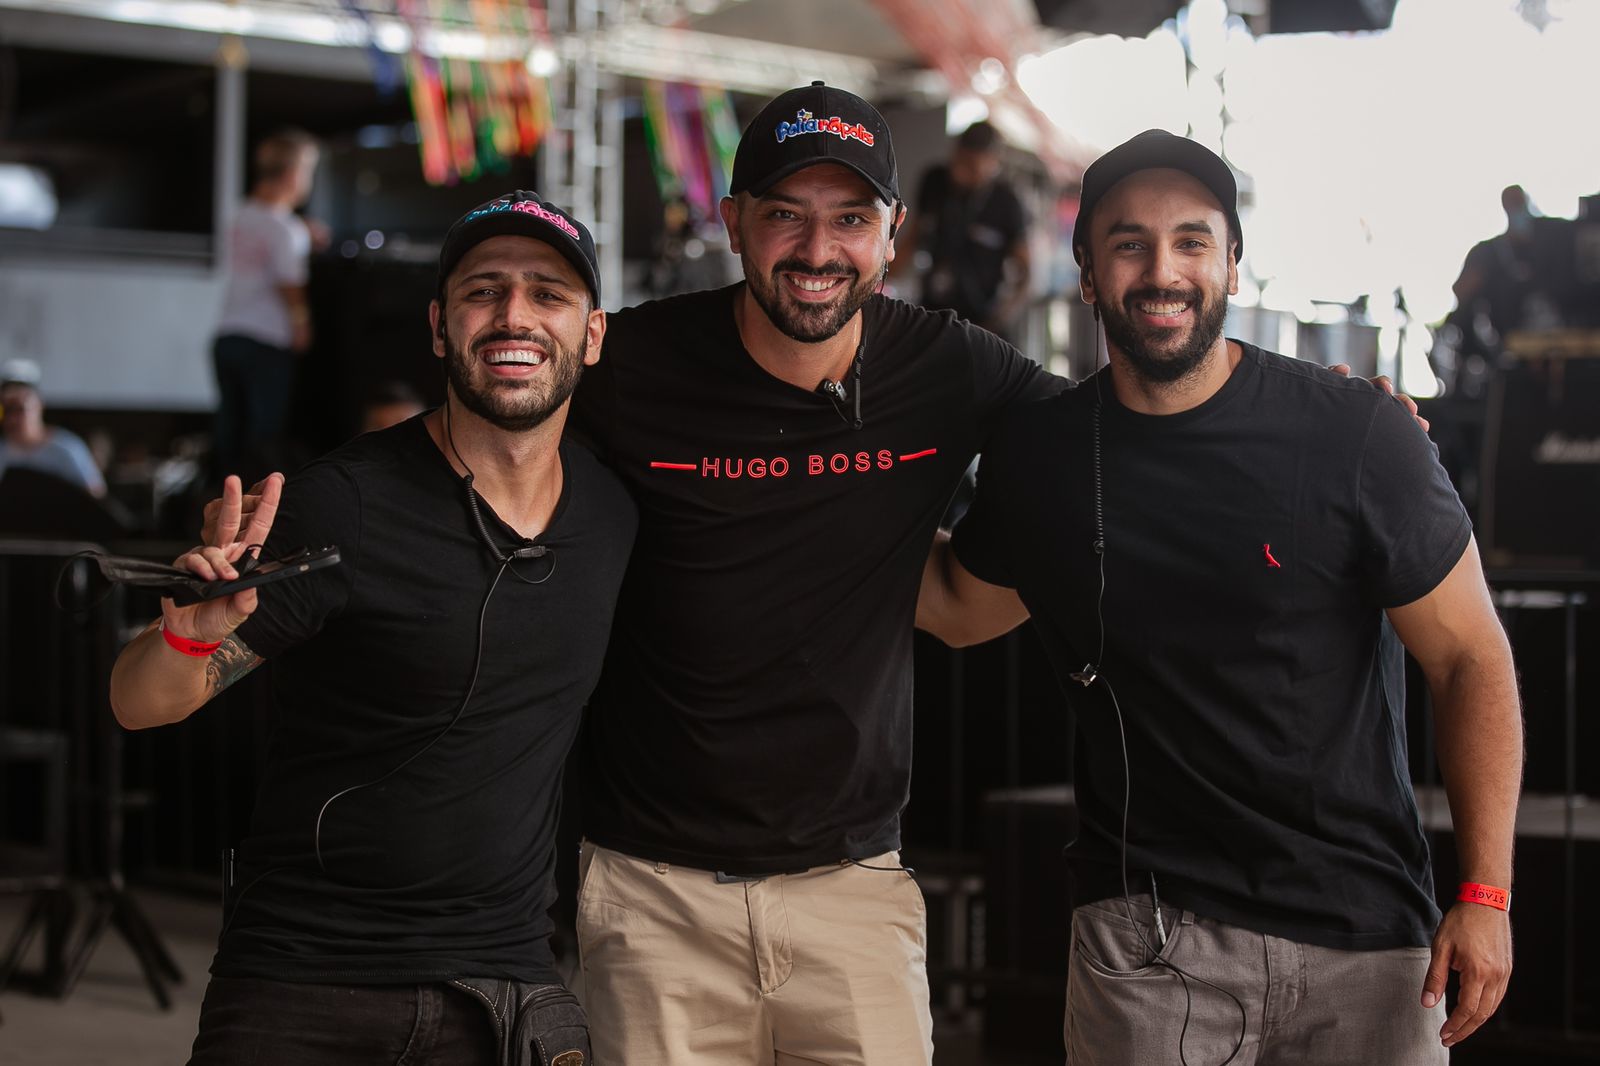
left=1, top=888, right=218, bottom=1066
left=0, top=888, right=1036, bottom=1065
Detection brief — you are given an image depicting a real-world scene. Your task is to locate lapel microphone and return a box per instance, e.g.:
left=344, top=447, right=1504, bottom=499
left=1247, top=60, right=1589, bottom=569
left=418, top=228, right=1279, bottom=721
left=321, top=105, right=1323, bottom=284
left=462, top=474, right=547, bottom=562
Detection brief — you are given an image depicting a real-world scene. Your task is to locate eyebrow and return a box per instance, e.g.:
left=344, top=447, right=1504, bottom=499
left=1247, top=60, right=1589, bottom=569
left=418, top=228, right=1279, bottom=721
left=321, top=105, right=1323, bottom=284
left=760, top=191, right=882, bottom=211
left=456, top=269, right=577, bottom=289
left=1106, top=219, right=1216, bottom=238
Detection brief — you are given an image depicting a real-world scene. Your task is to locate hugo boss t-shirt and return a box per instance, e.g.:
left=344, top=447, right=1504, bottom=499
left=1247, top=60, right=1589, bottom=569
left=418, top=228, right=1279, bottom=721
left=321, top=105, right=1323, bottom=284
left=570, top=285, right=1062, bottom=872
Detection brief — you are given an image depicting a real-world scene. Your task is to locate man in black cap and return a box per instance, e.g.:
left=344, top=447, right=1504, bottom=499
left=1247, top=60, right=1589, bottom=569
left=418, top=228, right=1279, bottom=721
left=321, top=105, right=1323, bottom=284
left=111, top=191, right=635, bottom=1065
left=917, top=130, right=1521, bottom=1063
left=565, top=81, right=1062, bottom=1062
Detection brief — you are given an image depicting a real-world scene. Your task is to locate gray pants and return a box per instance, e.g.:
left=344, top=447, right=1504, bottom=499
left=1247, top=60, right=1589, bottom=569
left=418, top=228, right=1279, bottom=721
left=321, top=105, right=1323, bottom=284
left=1065, top=895, right=1448, bottom=1066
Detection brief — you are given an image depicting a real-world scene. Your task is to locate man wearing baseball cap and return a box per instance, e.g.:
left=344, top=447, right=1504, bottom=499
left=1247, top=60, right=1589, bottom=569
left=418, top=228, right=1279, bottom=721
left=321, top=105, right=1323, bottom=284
left=111, top=191, right=635, bottom=1064
left=564, top=81, right=1064, bottom=1062
left=0, top=358, right=107, bottom=497
left=919, top=129, right=1520, bottom=1062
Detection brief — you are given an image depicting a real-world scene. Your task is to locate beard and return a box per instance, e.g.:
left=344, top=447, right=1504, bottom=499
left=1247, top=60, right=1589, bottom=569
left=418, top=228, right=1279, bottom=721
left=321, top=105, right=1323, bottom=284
left=743, top=255, right=883, bottom=343
left=1100, top=284, right=1228, bottom=385
left=442, top=324, right=587, bottom=433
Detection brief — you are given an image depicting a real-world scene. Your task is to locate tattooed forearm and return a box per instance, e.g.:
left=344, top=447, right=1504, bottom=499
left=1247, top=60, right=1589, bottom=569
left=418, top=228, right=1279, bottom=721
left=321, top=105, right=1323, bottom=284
left=204, top=636, right=264, bottom=698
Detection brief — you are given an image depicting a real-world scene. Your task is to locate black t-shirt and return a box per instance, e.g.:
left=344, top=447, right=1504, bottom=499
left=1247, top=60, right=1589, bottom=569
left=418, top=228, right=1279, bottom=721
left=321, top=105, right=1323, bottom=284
left=916, top=165, right=1029, bottom=323
left=219, top=417, right=636, bottom=983
left=570, top=285, right=1061, bottom=873
left=952, top=344, right=1472, bottom=950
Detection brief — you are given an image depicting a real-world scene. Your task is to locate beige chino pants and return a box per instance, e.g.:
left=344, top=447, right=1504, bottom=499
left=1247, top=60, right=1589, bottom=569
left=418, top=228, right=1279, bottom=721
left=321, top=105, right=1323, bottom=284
left=576, top=841, right=934, bottom=1065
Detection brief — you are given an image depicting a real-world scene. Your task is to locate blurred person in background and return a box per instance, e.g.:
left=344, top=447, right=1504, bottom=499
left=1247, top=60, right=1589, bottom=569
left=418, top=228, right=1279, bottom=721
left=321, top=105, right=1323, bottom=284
left=358, top=379, right=426, bottom=435
left=904, top=120, right=1033, bottom=340
left=212, top=129, right=320, bottom=482
left=1449, top=184, right=1576, bottom=347
left=0, top=357, right=106, bottom=497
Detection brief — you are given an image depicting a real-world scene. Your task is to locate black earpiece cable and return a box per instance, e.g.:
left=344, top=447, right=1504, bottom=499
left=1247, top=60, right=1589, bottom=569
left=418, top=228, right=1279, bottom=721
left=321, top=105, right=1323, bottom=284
left=1082, top=341, right=1246, bottom=1066
left=218, top=399, right=552, bottom=937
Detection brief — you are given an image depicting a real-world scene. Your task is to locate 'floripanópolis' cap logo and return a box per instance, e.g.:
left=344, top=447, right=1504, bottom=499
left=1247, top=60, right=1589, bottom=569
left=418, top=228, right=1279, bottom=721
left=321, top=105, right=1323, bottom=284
left=774, top=109, right=877, bottom=147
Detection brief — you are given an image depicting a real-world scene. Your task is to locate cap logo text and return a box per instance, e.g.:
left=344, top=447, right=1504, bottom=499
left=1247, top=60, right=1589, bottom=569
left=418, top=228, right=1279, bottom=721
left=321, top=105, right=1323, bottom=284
left=774, top=109, right=875, bottom=147
left=465, top=199, right=581, bottom=240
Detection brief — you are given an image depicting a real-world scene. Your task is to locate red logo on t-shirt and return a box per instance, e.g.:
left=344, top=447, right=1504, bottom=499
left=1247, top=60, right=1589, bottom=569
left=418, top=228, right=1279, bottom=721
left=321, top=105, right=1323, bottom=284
left=649, top=447, right=937, bottom=479
left=1262, top=543, right=1282, bottom=568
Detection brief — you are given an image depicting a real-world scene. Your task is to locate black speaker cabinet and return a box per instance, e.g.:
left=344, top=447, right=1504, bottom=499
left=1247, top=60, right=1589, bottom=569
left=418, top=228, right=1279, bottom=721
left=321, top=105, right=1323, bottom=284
left=1268, top=0, right=1397, bottom=33
left=1481, top=352, right=1600, bottom=570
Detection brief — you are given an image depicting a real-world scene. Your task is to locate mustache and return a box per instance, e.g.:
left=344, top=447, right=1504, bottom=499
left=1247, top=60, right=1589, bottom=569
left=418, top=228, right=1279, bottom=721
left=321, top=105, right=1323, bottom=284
left=471, top=329, right=554, bottom=354
left=772, top=258, right=857, bottom=280
left=1123, top=287, right=1203, bottom=307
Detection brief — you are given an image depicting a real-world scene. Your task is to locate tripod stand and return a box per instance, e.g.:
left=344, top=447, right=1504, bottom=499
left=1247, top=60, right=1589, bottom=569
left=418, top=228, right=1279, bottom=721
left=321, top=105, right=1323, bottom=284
left=0, top=543, right=183, bottom=1010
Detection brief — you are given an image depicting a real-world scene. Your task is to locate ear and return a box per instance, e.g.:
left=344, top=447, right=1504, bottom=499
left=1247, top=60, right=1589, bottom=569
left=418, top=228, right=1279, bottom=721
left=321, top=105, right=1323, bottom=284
left=719, top=195, right=742, bottom=254
left=429, top=299, right=446, bottom=360
left=582, top=308, right=607, bottom=367
left=885, top=201, right=907, bottom=263
left=1078, top=255, right=1097, bottom=310
left=1226, top=245, right=1240, bottom=296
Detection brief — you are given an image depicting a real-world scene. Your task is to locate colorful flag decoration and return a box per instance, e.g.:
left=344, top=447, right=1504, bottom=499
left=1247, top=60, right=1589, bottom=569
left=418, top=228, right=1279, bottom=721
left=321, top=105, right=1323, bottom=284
left=390, top=0, right=554, bottom=186
left=642, top=81, right=742, bottom=224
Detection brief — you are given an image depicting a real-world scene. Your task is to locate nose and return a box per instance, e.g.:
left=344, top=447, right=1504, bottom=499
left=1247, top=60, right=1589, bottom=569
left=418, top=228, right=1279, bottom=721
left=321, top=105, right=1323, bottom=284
left=495, top=288, right=540, bottom=332
left=793, top=217, right=837, bottom=267
left=1144, top=244, right=1183, bottom=290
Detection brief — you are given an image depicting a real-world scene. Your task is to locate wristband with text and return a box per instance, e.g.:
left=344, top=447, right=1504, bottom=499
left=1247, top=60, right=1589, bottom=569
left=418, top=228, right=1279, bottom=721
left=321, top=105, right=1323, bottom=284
left=160, top=619, right=223, bottom=658
left=1457, top=882, right=1510, bottom=912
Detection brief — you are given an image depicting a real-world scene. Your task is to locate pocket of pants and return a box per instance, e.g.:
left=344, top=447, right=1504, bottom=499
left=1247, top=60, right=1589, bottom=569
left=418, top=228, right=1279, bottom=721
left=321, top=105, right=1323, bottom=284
left=513, top=984, right=590, bottom=1066
left=1072, top=898, right=1186, bottom=979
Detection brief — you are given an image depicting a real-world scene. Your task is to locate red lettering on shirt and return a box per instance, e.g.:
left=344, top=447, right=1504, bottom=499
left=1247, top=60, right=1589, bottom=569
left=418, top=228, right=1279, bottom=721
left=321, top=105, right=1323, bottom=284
left=659, top=447, right=936, bottom=479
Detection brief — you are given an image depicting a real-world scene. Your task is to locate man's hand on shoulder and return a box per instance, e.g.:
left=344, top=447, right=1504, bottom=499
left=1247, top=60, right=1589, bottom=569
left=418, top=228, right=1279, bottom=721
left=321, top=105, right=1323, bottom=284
left=1329, top=363, right=1430, bottom=433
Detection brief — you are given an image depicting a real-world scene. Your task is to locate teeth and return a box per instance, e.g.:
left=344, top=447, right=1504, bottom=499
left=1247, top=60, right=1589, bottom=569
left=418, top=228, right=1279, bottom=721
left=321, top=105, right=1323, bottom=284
left=791, top=276, right=837, bottom=292
left=485, top=349, right=545, bottom=366
left=1138, top=302, right=1190, bottom=315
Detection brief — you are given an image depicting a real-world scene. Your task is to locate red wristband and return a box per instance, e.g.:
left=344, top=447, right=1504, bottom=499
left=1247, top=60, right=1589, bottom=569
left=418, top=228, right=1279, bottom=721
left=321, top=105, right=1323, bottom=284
left=1457, top=882, right=1510, bottom=912
left=160, top=620, right=223, bottom=658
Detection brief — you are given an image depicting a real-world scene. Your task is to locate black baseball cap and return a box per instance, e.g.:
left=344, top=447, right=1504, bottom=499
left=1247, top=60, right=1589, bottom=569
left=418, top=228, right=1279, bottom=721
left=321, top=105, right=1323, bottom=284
left=437, top=190, right=601, bottom=304
left=1072, top=129, right=1243, bottom=264
left=731, top=81, right=898, bottom=205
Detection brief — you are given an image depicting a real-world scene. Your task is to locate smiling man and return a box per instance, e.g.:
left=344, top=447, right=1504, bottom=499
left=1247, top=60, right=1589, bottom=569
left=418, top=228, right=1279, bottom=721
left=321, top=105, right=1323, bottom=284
left=917, top=130, right=1522, bottom=1064
left=110, top=192, right=636, bottom=1065
left=566, top=82, right=1063, bottom=1063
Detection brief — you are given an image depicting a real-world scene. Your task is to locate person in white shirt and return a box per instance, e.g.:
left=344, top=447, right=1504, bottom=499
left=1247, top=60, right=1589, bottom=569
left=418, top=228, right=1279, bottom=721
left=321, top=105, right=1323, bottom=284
left=212, top=129, right=319, bottom=479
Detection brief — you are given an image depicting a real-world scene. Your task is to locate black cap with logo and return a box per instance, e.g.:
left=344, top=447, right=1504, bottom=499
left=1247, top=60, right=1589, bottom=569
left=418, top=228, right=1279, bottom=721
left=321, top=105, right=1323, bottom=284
left=437, top=190, right=601, bottom=304
left=1072, top=129, right=1243, bottom=265
left=730, top=81, right=899, bottom=205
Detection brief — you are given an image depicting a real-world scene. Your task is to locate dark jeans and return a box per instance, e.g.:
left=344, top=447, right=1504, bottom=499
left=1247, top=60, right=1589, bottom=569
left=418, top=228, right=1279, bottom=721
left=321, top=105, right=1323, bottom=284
left=212, top=333, right=296, bottom=481
left=188, top=975, right=590, bottom=1066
